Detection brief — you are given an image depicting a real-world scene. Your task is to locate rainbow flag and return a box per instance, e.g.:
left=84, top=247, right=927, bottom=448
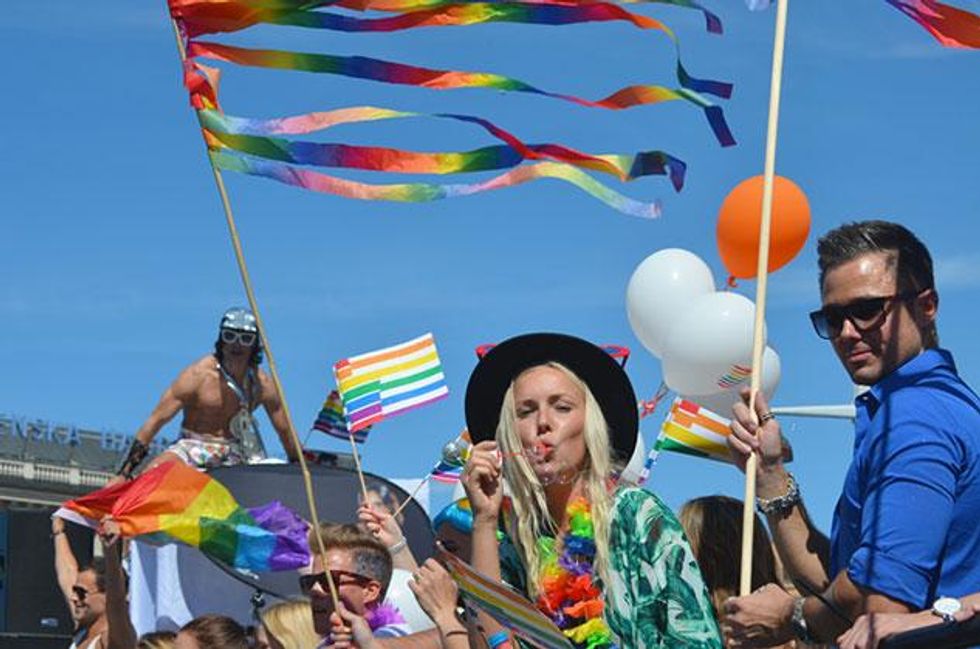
left=313, top=389, right=371, bottom=443
left=333, top=333, right=448, bottom=432
left=55, top=462, right=310, bottom=572
left=440, top=549, right=574, bottom=649
left=655, top=398, right=733, bottom=464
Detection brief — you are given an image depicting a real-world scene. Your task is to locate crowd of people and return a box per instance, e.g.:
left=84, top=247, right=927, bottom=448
left=51, top=220, right=980, bottom=649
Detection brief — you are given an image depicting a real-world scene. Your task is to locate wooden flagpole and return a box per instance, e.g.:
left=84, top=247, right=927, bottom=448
left=740, top=0, right=791, bottom=596
left=168, top=18, right=341, bottom=608
left=348, top=432, right=371, bottom=502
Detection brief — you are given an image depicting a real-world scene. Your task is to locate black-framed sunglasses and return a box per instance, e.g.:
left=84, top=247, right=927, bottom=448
left=809, top=291, right=921, bottom=340
left=299, top=569, right=374, bottom=593
left=71, top=585, right=100, bottom=601
left=221, top=329, right=257, bottom=346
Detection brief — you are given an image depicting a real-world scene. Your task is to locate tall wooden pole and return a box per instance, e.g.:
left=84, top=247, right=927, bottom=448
left=740, top=0, right=790, bottom=596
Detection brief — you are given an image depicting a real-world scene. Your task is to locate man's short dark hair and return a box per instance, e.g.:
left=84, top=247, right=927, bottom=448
left=309, top=523, right=393, bottom=597
left=817, top=220, right=935, bottom=294
left=80, top=557, right=107, bottom=593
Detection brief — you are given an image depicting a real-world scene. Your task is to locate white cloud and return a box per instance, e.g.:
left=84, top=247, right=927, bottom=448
left=936, top=253, right=980, bottom=291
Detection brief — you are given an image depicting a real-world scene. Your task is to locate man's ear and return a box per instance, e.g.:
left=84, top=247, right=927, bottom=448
left=364, top=579, right=383, bottom=607
left=916, top=288, right=939, bottom=324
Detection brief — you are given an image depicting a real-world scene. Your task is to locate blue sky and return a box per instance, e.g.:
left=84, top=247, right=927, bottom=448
left=2, top=1, right=978, bottom=528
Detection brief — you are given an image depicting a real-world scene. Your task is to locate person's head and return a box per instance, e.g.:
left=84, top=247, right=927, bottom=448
left=464, top=333, right=639, bottom=595
left=70, top=558, right=106, bottom=627
left=137, top=631, right=177, bottom=649
left=678, top=495, right=780, bottom=618
left=433, top=498, right=474, bottom=562
left=813, top=220, right=939, bottom=385
left=175, top=615, right=247, bottom=649
left=302, top=523, right=393, bottom=633
left=214, top=306, right=263, bottom=366
left=256, top=599, right=319, bottom=649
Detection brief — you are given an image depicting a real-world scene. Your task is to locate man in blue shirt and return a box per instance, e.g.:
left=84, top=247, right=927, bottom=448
left=721, top=220, right=980, bottom=647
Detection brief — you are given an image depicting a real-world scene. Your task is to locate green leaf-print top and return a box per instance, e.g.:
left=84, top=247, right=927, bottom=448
left=500, top=487, right=722, bottom=649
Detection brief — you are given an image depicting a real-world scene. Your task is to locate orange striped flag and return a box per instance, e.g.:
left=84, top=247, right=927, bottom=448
left=655, top=397, right=733, bottom=464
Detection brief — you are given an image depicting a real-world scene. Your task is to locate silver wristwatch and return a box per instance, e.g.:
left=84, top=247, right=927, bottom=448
left=932, top=596, right=962, bottom=623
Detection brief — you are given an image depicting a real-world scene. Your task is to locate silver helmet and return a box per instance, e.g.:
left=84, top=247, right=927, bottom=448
left=220, top=306, right=258, bottom=333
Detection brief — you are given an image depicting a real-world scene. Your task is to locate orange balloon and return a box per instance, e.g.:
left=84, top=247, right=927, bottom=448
left=717, top=175, right=811, bottom=280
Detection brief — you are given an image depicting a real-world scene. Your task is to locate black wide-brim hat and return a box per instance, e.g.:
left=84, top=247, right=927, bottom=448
left=464, top=333, right=638, bottom=463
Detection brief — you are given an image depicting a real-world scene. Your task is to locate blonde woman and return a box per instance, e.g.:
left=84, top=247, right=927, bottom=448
left=256, top=598, right=321, bottom=649
left=462, top=333, right=721, bottom=649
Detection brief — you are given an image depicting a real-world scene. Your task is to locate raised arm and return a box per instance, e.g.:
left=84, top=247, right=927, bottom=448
left=99, top=519, right=137, bottom=649
left=258, top=371, right=300, bottom=461
left=728, top=390, right=831, bottom=590
left=51, top=516, right=78, bottom=609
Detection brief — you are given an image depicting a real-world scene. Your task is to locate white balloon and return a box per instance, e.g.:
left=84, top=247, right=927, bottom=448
left=626, top=249, right=715, bottom=358
left=619, top=433, right=647, bottom=485
left=662, top=291, right=764, bottom=396
left=683, top=346, right=782, bottom=418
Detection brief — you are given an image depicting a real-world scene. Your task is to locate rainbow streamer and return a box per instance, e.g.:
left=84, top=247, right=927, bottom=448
left=210, top=150, right=663, bottom=218
left=334, top=333, right=449, bottom=433
left=440, top=549, right=575, bottom=649
left=313, top=389, right=371, bottom=443
left=204, top=128, right=685, bottom=187
left=170, top=0, right=722, bottom=35
left=173, top=0, right=731, bottom=100
left=187, top=40, right=735, bottom=147
left=54, top=462, right=310, bottom=572
left=655, top=397, right=733, bottom=464
left=201, top=107, right=687, bottom=188
left=885, top=0, right=980, bottom=48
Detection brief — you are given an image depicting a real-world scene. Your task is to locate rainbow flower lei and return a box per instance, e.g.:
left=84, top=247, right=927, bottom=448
left=535, top=498, right=616, bottom=649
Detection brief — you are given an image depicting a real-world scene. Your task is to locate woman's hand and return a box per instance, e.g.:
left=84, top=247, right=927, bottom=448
left=358, top=503, right=403, bottom=550
left=408, top=559, right=460, bottom=629
left=461, top=441, right=503, bottom=524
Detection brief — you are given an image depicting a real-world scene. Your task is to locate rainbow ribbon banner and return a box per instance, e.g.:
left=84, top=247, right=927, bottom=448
left=55, top=462, right=310, bottom=572
left=440, top=549, right=574, bottom=649
left=655, top=397, right=733, bottom=464
left=333, top=332, right=449, bottom=433
left=313, top=389, right=372, bottom=443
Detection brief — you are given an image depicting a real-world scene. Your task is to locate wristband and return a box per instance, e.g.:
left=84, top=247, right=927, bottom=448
left=756, top=472, right=801, bottom=517
left=387, top=537, right=407, bottom=554
left=488, top=630, right=511, bottom=649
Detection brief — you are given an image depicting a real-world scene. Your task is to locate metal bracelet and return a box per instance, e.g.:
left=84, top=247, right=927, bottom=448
left=755, top=472, right=800, bottom=517
left=117, top=439, right=150, bottom=478
left=387, top=537, right=408, bottom=554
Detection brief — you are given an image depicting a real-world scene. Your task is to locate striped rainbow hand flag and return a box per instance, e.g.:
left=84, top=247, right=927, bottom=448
left=55, top=461, right=310, bottom=572
left=333, top=333, right=449, bottom=433
left=312, top=389, right=371, bottom=443
left=440, top=549, right=574, bottom=649
left=655, top=397, right=733, bottom=464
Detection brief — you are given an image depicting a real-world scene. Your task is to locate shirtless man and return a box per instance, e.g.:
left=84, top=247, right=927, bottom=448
left=116, top=307, right=299, bottom=479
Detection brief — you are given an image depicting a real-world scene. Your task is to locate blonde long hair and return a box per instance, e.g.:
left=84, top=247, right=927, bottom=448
left=260, top=599, right=320, bottom=649
left=497, top=362, right=616, bottom=596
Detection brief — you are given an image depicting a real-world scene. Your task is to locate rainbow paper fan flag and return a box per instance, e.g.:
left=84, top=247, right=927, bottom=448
left=333, top=333, right=449, bottom=433
left=55, top=462, right=310, bottom=572
left=313, top=389, right=371, bottom=443
left=655, top=397, right=733, bottom=464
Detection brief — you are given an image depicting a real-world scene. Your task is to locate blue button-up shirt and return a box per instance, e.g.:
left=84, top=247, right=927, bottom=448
left=830, top=349, right=980, bottom=608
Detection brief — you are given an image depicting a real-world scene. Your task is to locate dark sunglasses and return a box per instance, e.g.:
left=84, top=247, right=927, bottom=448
left=299, top=569, right=374, bottom=593
left=221, top=329, right=257, bottom=346
left=72, top=585, right=100, bottom=601
left=809, top=291, right=921, bottom=339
